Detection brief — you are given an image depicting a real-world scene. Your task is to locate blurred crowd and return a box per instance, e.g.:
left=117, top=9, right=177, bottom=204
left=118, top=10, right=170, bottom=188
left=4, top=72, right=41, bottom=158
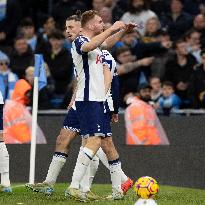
left=1, top=0, right=205, bottom=114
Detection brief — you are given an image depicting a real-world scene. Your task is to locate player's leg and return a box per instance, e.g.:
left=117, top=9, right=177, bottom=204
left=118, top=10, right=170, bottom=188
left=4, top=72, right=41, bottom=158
left=0, top=104, right=12, bottom=193
left=26, top=108, right=79, bottom=194
left=78, top=138, right=100, bottom=200
left=66, top=102, right=104, bottom=201
left=43, top=128, right=77, bottom=186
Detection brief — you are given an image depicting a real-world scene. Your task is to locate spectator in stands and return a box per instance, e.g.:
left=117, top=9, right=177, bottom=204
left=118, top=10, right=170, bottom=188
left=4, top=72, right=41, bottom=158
left=12, top=66, right=52, bottom=109
left=92, top=0, right=105, bottom=12
left=99, top=7, right=113, bottom=29
left=161, top=0, right=193, bottom=41
left=156, top=81, right=181, bottom=116
left=121, top=0, right=156, bottom=35
left=183, top=0, right=205, bottom=15
left=52, top=0, right=87, bottom=30
left=44, top=29, right=73, bottom=96
left=143, top=16, right=162, bottom=43
left=0, top=51, right=18, bottom=101
left=39, top=15, right=56, bottom=41
left=150, top=0, right=168, bottom=18
left=149, top=76, right=162, bottom=103
left=185, top=29, right=202, bottom=63
left=164, top=38, right=197, bottom=107
left=150, top=30, right=173, bottom=79
left=0, top=0, right=22, bottom=46
left=18, top=17, right=47, bottom=54
left=9, top=36, right=34, bottom=79
left=199, top=1, right=205, bottom=15
left=137, top=82, right=153, bottom=104
left=116, top=46, right=154, bottom=107
left=120, top=30, right=172, bottom=59
left=193, top=14, right=205, bottom=48
left=188, top=49, right=205, bottom=108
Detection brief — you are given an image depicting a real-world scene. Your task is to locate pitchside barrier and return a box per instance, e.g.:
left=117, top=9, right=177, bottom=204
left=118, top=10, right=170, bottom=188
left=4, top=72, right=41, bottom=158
left=7, top=110, right=205, bottom=189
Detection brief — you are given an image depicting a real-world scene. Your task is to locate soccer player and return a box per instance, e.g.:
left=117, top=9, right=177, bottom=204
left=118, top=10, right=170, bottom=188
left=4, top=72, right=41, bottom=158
left=0, top=90, right=11, bottom=193
left=26, top=12, right=133, bottom=199
left=65, top=10, right=128, bottom=201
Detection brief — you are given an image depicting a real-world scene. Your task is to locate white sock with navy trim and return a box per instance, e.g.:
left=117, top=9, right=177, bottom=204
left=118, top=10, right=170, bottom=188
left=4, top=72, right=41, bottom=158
left=44, top=152, right=68, bottom=185
left=109, top=158, right=123, bottom=193
left=70, top=147, right=94, bottom=189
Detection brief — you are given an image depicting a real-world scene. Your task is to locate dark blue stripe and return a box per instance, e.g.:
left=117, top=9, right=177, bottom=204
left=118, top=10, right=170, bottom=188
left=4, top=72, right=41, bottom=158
left=108, top=158, right=120, bottom=165
left=84, top=152, right=92, bottom=160
left=54, top=152, right=68, bottom=158
left=82, top=53, right=89, bottom=101
left=74, top=38, right=82, bottom=55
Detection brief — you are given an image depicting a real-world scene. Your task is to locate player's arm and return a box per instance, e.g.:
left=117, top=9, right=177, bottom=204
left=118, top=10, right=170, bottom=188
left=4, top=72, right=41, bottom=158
left=81, top=21, right=126, bottom=53
left=103, top=23, right=138, bottom=50
left=117, top=57, right=154, bottom=76
left=111, top=74, right=120, bottom=114
left=103, top=64, right=112, bottom=95
left=67, top=78, right=78, bottom=110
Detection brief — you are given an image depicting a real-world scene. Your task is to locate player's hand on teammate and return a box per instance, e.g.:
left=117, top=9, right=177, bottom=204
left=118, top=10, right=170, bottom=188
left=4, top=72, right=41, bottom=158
left=111, top=114, right=118, bottom=123
left=137, top=57, right=155, bottom=67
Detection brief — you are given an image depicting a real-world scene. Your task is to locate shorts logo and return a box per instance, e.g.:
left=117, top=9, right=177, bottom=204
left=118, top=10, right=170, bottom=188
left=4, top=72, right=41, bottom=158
left=97, top=124, right=101, bottom=131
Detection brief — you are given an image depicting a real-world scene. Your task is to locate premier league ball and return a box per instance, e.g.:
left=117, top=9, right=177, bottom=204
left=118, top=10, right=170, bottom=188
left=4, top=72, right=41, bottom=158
left=133, top=176, right=159, bottom=199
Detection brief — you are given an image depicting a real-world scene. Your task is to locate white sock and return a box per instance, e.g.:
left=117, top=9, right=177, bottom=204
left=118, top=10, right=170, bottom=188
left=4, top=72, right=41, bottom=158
left=96, top=148, right=128, bottom=183
left=89, top=155, right=99, bottom=189
left=0, top=142, right=10, bottom=187
left=44, top=152, right=67, bottom=186
left=96, top=147, right=109, bottom=169
left=80, top=164, right=90, bottom=193
left=70, top=147, right=94, bottom=189
left=109, top=159, right=122, bottom=193
left=120, top=170, right=128, bottom=183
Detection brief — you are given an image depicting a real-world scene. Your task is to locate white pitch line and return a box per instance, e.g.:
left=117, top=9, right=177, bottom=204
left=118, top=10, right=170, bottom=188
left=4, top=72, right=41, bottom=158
left=11, top=185, right=25, bottom=188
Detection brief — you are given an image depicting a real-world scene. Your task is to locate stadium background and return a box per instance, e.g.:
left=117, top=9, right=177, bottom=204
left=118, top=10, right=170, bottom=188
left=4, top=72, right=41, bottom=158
left=8, top=113, right=205, bottom=188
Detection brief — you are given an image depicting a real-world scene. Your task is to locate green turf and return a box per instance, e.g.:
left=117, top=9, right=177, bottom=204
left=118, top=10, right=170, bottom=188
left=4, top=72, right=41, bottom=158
left=0, top=184, right=205, bottom=205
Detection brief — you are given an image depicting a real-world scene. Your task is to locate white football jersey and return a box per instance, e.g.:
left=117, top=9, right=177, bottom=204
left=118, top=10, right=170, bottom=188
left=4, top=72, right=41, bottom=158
left=71, top=35, right=106, bottom=102
left=0, top=91, right=3, bottom=104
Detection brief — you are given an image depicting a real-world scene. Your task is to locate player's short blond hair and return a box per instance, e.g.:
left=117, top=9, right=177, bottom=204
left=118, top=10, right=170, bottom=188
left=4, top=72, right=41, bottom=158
left=81, top=10, right=99, bottom=28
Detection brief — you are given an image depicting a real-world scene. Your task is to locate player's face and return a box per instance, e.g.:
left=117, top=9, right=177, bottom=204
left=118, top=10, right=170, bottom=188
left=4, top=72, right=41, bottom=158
left=65, top=20, right=81, bottom=42
left=93, top=15, right=105, bottom=35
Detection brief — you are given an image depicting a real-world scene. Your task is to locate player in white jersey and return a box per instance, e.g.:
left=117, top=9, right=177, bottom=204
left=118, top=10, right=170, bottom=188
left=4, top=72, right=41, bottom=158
left=0, top=91, right=12, bottom=193
left=25, top=13, right=133, bottom=199
left=65, top=10, right=131, bottom=201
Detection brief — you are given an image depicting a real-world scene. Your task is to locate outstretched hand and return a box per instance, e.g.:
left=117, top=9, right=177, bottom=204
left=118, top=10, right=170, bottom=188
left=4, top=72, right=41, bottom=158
left=125, top=22, right=143, bottom=33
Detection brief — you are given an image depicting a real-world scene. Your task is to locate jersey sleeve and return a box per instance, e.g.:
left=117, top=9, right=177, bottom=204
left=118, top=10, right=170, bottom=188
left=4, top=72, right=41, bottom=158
left=73, top=36, right=89, bottom=55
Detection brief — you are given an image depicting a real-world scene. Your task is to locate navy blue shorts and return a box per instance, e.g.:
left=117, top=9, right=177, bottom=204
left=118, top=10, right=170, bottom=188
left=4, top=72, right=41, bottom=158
left=63, top=108, right=80, bottom=133
left=75, top=101, right=105, bottom=137
left=0, top=104, right=3, bottom=131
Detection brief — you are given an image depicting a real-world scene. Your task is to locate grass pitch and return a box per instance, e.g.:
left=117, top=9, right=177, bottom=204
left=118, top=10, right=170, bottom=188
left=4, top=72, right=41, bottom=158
left=0, top=184, right=205, bottom=205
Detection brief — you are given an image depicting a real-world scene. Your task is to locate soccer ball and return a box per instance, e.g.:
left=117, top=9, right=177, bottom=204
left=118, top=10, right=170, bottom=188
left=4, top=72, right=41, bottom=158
left=133, top=176, right=159, bottom=199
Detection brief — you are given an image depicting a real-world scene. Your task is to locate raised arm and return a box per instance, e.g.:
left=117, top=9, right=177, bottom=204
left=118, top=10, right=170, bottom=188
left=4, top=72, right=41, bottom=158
left=81, top=21, right=126, bottom=53
left=103, top=23, right=138, bottom=50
